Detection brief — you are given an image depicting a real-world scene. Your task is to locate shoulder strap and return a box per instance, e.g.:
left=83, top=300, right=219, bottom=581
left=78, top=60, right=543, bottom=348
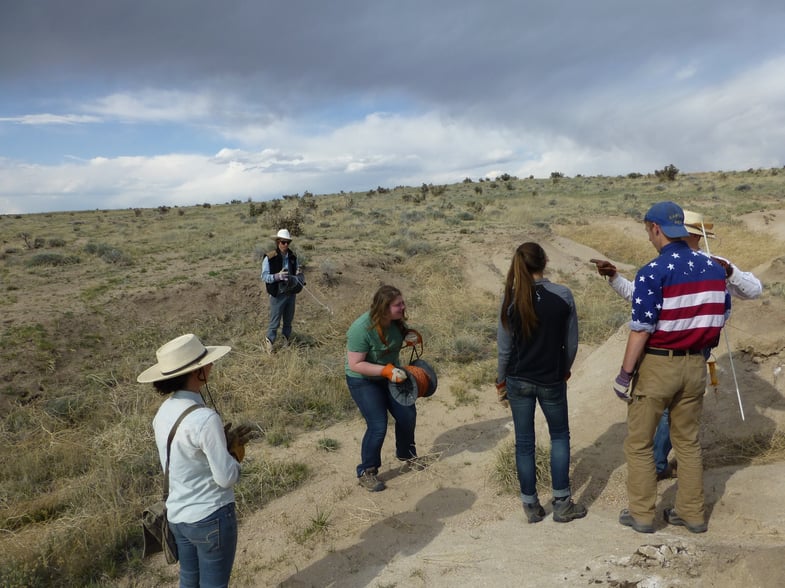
left=163, top=404, right=203, bottom=499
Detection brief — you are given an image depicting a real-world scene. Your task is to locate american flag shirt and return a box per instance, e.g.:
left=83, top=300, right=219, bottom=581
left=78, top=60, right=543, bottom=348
left=631, top=240, right=730, bottom=351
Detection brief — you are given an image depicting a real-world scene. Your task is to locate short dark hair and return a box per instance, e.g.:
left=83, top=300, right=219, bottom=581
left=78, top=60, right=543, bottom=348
left=153, top=372, right=190, bottom=396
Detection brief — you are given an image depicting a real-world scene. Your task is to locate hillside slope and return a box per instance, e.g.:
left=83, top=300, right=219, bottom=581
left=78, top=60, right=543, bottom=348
left=138, top=209, right=785, bottom=587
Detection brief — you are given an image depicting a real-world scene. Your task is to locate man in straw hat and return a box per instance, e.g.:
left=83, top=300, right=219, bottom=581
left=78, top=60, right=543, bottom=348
left=138, top=333, right=252, bottom=586
left=593, top=208, right=761, bottom=480
left=261, top=228, right=302, bottom=354
left=610, top=201, right=730, bottom=534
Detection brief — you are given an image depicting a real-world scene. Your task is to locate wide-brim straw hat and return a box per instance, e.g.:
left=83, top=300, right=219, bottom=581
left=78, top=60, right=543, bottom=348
left=274, top=229, right=292, bottom=241
left=683, top=210, right=715, bottom=238
left=137, top=333, right=231, bottom=383
left=388, top=359, right=438, bottom=406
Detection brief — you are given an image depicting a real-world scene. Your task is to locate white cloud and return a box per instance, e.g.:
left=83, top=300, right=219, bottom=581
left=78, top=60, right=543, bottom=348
left=0, top=113, right=101, bottom=125
left=84, top=90, right=217, bottom=123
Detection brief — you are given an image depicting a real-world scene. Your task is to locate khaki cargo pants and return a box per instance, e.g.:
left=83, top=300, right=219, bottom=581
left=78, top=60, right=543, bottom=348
left=624, top=352, right=706, bottom=526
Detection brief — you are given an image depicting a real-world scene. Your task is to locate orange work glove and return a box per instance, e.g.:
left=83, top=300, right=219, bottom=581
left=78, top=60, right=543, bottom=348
left=381, top=363, right=407, bottom=383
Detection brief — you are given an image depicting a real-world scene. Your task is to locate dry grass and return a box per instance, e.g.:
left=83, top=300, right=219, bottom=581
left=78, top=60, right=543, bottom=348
left=706, top=221, right=782, bottom=271
left=1, top=168, right=784, bottom=585
left=490, top=439, right=552, bottom=495
left=704, top=431, right=785, bottom=469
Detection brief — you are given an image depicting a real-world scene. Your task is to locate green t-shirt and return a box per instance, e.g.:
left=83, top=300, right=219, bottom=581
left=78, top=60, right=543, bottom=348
left=345, top=311, right=404, bottom=378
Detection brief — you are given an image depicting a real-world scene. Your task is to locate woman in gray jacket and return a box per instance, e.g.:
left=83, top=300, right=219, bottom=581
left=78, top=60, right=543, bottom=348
left=496, top=242, right=586, bottom=524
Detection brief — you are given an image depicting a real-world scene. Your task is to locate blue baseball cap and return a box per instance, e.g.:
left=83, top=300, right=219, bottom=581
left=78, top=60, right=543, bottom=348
left=644, top=201, right=689, bottom=238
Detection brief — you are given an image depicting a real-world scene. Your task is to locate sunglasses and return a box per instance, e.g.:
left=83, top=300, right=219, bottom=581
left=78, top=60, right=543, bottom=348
left=278, top=240, right=291, bottom=245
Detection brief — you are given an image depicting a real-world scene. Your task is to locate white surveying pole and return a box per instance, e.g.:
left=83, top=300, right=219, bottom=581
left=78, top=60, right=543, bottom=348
left=699, top=222, right=745, bottom=421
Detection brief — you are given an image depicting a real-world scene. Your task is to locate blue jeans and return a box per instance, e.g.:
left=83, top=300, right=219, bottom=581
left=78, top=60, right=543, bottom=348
left=653, top=409, right=672, bottom=473
left=170, top=503, right=237, bottom=588
left=506, top=378, right=572, bottom=503
left=347, top=375, right=417, bottom=477
left=267, top=293, right=296, bottom=342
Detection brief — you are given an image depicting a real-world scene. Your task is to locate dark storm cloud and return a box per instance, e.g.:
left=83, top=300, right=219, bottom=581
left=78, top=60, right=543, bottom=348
left=4, top=0, right=784, bottom=117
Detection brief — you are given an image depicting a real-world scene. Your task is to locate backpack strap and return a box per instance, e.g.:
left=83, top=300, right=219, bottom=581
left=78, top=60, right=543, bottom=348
left=163, top=404, right=203, bottom=500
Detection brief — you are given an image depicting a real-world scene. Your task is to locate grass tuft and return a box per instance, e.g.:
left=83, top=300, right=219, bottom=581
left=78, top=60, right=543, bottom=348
left=491, top=439, right=551, bottom=495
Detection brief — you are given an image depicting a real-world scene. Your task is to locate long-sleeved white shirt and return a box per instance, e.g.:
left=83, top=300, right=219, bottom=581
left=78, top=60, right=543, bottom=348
left=608, top=252, right=762, bottom=302
left=152, top=391, right=240, bottom=524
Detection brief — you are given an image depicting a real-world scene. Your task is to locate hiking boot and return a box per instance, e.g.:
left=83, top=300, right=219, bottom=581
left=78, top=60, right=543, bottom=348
left=657, top=461, right=678, bottom=481
left=358, top=468, right=385, bottom=492
left=397, top=455, right=429, bottom=472
left=264, top=337, right=273, bottom=355
left=523, top=501, right=546, bottom=523
left=663, top=508, right=707, bottom=533
left=552, top=497, right=587, bottom=523
left=618, top=509, right=655, bottom=533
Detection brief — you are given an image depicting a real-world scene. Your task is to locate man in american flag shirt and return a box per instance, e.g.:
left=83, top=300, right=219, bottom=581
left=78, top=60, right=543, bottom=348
left=614, top=201, right=730, bottom=535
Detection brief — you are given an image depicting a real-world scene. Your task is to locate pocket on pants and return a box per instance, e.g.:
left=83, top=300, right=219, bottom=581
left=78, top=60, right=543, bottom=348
left=634, top=356, right=677, bottom=402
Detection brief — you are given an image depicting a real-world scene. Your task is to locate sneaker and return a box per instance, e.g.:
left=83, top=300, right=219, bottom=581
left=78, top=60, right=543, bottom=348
left=264, top=337, right=273, bottom=355
left=618, top=509, right=655, bottom=533
left=552, top=497, right=587, bottom=523
left=523, top=501, right=546, bottom=524
left=663, top=508, right=707, bottom=533
left=358, top=468, right=385, bottom=492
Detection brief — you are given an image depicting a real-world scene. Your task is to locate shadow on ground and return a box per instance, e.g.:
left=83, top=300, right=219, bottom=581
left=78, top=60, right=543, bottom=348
left=278, top=487, right=476, bottom=588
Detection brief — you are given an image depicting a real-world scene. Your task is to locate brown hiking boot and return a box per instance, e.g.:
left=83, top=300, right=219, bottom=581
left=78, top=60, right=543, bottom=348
left=657, top=461, right=678, bottom=481
left=358, top=468, right=385, bottom=492
left=397, top=455, right=432, bottom=472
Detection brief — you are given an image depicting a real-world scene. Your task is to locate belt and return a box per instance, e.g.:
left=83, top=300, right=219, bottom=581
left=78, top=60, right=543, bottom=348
left=645, top=347, right=701, bottom=357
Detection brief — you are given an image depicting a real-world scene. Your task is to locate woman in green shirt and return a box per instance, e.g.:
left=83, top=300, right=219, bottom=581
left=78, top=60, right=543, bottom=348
left=345, top=284, right=417, bottom=492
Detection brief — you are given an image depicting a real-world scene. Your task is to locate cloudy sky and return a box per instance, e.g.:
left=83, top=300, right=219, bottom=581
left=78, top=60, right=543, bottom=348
left=2, top=1, right=784, bottom=214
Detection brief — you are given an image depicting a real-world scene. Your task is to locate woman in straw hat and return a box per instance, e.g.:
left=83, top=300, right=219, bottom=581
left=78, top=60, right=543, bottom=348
left=260, top=228, right=301, bottom=354
left=496, top=242, right=586, bottom=524
left=138, top=333, right=251, bottom=588
left=345, top=284, right=420, bottom=492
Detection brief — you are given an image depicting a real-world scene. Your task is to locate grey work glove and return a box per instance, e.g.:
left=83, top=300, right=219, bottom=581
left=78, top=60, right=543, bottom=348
left=613, top=368, right=633, bottom=403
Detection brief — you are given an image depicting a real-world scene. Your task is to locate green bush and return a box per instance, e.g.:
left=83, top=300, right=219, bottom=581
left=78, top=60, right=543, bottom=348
left=654, top=163, right=679, bottom=181
left=84, top=242, right=132, bottom=265
left=27, top=253, right=80, bottom=266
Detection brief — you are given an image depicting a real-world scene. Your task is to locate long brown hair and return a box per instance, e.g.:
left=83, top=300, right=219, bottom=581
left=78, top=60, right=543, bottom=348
left=500, top=242, right=547, bottom=338
left=369, top=284, right=407, bottom=338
